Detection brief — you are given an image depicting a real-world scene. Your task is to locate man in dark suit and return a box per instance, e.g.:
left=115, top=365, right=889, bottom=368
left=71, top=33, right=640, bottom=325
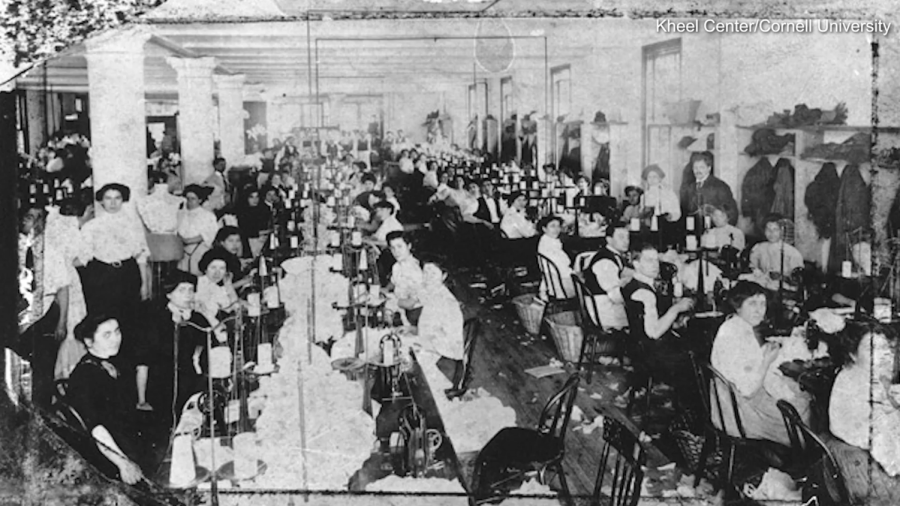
left=679, top=151, right=739, bottom=225
left=474, top=179, right=507, bottom=226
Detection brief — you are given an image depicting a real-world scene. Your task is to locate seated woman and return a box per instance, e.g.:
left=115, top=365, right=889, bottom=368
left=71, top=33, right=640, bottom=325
left=828, top=323, right=900, bottom=505
left=66, top=314, right=145, bottom=484
left=745, top=214, right=804, bottom=292
left=710, top=281, right=809, bottom=446
left=235, top=186, right=271, bottom=259
left=415, top=261, right=464, bottom=363
left=214, top=226, right=254, bottom=289
left=195, top=249, right=241, bottom=325
left=134, top=271, right=209, bottom=414
left=702, top=204, right=746, bottom=251
left=385, top=231, right=424, bottom=326
left=536, top=215, right=575, bottom=299
left=178, top=184, right=219, bottom=276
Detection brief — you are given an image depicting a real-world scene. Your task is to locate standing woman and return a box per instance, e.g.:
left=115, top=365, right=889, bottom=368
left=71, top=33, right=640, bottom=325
left=235, top=186, right=272, bottom=259
left=79, top=183, right=149, bottom=334
left=177, top=184, right=219, bottom=276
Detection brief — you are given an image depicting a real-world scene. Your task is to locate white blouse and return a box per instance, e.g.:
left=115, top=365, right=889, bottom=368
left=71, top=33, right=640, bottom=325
left=81, top=207, right=150, bottom=265
left=537, top=235, right=575, bottom=299
left=417, top=284, right=465, bottom=361
left=178, top=207, right=219, bottom=248
left=641, top=184, right=681, bottom=221
left=711, top=315, right=765, bottom=397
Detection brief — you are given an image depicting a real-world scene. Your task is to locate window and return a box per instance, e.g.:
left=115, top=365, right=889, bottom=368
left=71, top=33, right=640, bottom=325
left=551, top=65, right=571, bottom=122
left=500, top=76, right=513, bottom=121
left=642, top=39, right=683, bottom=165
left=467, top=81, right=488, bottom=121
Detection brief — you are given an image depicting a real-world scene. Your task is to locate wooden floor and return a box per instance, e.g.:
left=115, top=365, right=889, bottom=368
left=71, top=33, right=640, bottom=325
left=447, top=269, right=677, bottom=499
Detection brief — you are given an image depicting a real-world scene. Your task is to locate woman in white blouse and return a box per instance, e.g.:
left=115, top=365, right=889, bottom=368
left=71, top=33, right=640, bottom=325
left=536, top=215, right=575, bottom=299
left=415, top=262, right=464, bottom=362
left=79, top=183, right=150, bottom=330
left=710, top=281, right=809, bottom=446
left=194, top=249, right=240, bottom=325
left=827, top=326, right=900, bottom=504
left=178, top=184, right=220, bottom=276
left=640, top=164, right=681, bottom=224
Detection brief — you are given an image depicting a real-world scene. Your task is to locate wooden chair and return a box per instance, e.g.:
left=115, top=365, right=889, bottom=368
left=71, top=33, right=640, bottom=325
left=537, top=252, right=575, bottom=315
left=777, top=400, right=849, bottom=505
left=574, top=251, right=595, bottom=274
left=470, top=373, right=580, bottom=505
left=698, top=364, right=790, bottom=497
left=446, top=319, right=481, bottom=399
left=593, top=418, right=647, bottom=506
left=572, top=272, right=624, bottom=384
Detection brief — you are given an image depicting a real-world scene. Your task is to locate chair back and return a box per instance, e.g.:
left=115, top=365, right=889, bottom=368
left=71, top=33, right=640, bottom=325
left=707, top=364, right=747, bottom=439
left=688, top=352, right=711, bottom=419
left=572, top=272, right=602, bottom=329
left=594, top=418, right=646, bottom=506
left=537, top=252, right=570, bottom=301
left=537, top=373, right=581, bottom=441
left=462, top=319, right=481, bottom=376
left=776, top=400, right=849, bottom=505
left=574, top=251, right=595, bottom=273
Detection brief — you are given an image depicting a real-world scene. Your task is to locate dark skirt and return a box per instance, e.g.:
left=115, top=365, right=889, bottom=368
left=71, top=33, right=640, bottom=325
left=80, top=259, right=141, bottom=361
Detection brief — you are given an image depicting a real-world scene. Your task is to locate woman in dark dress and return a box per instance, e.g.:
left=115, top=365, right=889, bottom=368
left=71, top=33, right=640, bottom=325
left=235, top=186, right=271, bottom=259
left=134, top=270, right=209, bottom=421
left=66, top=314, right=145, bottom=484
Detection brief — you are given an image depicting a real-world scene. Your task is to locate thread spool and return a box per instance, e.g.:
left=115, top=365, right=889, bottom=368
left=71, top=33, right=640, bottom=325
left=630, top=218, right=640, bottom=232
left=247, top=293, right=261, bottom=317
left=686, top=216, right=695, bottom=231
left=686, top=236, right=698, bottom=251
left=257, top=343, right=274, bottom=371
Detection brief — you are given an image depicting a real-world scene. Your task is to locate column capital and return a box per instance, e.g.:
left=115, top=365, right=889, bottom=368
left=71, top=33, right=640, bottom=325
left=214, top=73, right=246, bottom=90
left=85, top=26, right=152, bottom=55
left=166, top=56, right=217, bottom=79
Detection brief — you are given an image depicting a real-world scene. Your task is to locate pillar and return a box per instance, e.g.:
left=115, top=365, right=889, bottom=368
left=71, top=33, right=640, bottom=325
left=167, top=56, right=216, bottom=185
left=25, top=89, right=47, bottom=155
left=85, top=28, right=151, bottom=200
left=215, top=74, right=246, bottom=168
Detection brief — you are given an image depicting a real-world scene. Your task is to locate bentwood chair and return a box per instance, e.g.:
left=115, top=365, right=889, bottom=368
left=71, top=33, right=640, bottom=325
left=572, top=273, right=626, bottom=384
left=470, top=373, right=580, bottom=506
left=593, top=418, right=647, bottom=506
left=446, top=319, right=481, bottom=400
left=698, top=364, right=791, bottom=497
left=536, top=252, right=576, bottom=316
left=776, top=400, right=849, bottom=506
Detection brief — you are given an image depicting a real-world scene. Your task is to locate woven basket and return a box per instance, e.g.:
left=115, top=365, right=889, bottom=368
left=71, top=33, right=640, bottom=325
left=668, top=411, right=723, bottom=479
left=546, top=311, right=584, bottom=363
left=512, top=294, right=545, bottom=336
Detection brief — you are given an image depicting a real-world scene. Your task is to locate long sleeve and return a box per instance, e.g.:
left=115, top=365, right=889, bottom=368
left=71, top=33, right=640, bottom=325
left=592, top=259, right=624, bottom=302
left=711, top=317, right=765, bottom=397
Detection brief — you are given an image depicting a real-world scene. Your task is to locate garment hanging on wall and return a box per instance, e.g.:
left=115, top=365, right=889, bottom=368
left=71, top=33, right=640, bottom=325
left=483, top=116, right=499, bottom=156
left=804, top=162, right=840, bottom=239
left=770, top=157, right=795, bottom=220
left=591, top=143, right=610, bottom=183
left=829, top=164, right=870, bottom=273
left=740, top=157, right=776, bottom=236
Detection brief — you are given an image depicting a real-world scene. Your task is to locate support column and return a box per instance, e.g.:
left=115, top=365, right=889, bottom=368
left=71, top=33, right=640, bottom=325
left=215, top=74, right=246, bottom=168
left=85, top=28, right=150, bottom=199
left=25, top=89, right=47, bottom=155
left=167, top=56, right=216, bottom=185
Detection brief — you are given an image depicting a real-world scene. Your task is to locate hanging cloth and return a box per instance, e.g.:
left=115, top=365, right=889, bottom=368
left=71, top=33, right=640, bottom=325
left=740, top=157, right=776, bottom=236
left=770, top=157, right=795, bottom=220
left=829, top=164, right=870, bottom=273
left=804, top=162, right=840, bottom=239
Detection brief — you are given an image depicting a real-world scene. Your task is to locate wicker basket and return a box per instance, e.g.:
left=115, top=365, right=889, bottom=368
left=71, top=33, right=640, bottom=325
left=668, top=411, right=723, bottom=479
left=512, top=294, right=545, bottom=336
left=546, top=311, right=584, bottom=363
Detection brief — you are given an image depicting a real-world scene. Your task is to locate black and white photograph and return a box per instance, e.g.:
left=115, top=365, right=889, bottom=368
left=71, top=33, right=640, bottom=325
left=1, top=1, right=900, bottom=505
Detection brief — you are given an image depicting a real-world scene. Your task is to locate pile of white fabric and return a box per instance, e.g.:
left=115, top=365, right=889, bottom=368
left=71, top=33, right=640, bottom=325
left=279, top=255, right=349, bottom=343
left=418, top=359, right=517, bottom=455
left=365, top=475, right=466, bottom=494
left=251, top=271, right=375, bottom=491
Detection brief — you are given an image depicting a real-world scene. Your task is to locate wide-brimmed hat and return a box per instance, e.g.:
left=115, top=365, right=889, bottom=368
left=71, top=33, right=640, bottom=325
left=198, top=248, right=240, bottom=275
left=641, top=164, right=666, bottom=181
left=744, top=128, right=795, bottom=157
